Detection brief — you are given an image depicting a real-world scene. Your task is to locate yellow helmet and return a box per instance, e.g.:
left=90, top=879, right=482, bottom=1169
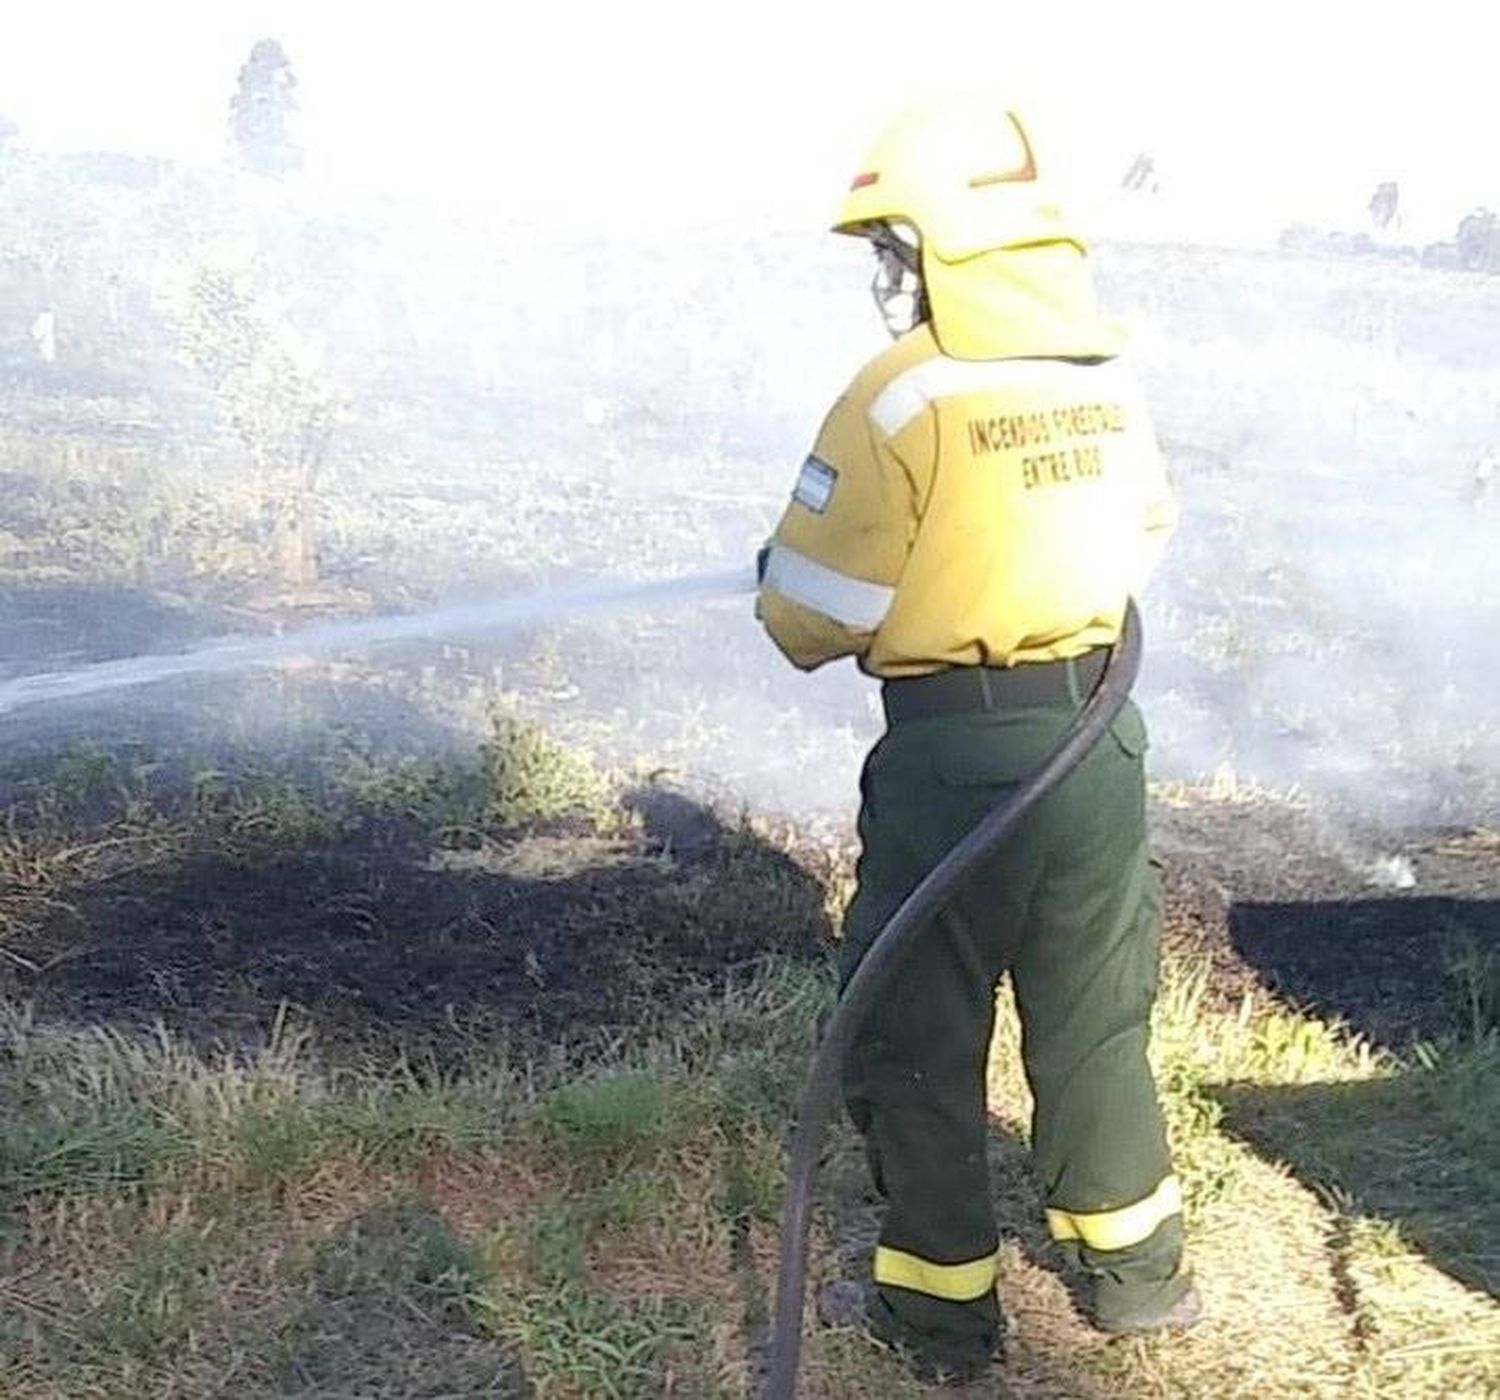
left=833, top=95, right=1082, bottom=261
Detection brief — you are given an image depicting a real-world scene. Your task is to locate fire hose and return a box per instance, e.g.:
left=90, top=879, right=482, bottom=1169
left=761, top=599, right=1144, bottom=1398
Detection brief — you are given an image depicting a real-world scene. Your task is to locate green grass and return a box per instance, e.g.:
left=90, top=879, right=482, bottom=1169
left=1445, top=933, right=1500, bottom=1042
left=0, top=971, right=807, bottom=1397
left=0, top=724, right=1495, bottom=1397
left=0, top=1099, right=191, bottom=1209
left=532, top=1068, right=712, bottom=1160
left=0, top=941, right=1494, bottom=1398
left=481, top=714, right=624, bottom=835
left=0, top=1005, right=514, bottom=1220
left=479, top=1279, right=708, bottom=1398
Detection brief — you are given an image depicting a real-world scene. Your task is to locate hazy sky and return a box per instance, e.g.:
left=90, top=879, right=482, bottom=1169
left=2, top=2, right=1490, bottom=240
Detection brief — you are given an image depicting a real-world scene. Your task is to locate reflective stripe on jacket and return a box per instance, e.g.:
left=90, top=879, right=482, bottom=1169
left=756, top=322, right=1177, bottom=677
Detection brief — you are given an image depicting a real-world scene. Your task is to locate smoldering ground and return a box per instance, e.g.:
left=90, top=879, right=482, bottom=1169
left=2, top=206, right=1496, bottom=839
left=1109, top=246, right=1500, bottom=829
left=2, top=30, right=1499, bottom=857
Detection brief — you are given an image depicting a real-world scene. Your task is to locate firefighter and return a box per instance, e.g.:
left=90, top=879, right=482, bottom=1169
left=756, top=95, right=1197, bottom=1384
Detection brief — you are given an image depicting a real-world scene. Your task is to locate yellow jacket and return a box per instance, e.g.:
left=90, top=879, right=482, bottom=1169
left=757, top=245, right=1176, bottom=677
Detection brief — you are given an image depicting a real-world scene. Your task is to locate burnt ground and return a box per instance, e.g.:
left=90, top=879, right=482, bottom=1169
left=0, top=795, right=833, bottom=1061
left=1151, top=801, right=1500, bottom=1308
left=0, top=501, right=1492, bottom=1065
left=0, top=568, right=1491, bottom=1067
left=1154, top=799, right=1499, bottom=1048
left=0, top=767, right=1493, bottom=1065
left=0, top=583, right=211, bottom=680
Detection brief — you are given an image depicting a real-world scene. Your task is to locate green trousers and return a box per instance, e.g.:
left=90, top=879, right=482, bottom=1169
left=839, top=693, right=1185, bottom=1367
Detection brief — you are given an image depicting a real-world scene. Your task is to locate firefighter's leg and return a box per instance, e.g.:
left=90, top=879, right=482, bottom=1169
left=1008, top=700, right=1191, bottom=1329
left=840, top=884, right=1005, bottom=1371
left=838, top=720, right=1043, bottom=1372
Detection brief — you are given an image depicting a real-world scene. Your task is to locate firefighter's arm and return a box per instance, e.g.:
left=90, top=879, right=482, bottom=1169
left=756, top=395, right=918, bottom=671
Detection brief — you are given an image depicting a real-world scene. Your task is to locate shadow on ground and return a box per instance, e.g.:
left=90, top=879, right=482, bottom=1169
left=1214, top=1065, right=1500, bottom=1303
left=1229, top=895, right=1500, bottom=1046
left=271, top=1197, right=529, bottom=1398
left=1217, top=894, right=1500, bottom=1307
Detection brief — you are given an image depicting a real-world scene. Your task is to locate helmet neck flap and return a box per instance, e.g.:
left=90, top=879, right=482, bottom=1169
left=834, top=96, right=1122, bottom=359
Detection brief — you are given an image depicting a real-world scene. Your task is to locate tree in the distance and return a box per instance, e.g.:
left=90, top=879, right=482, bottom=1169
left=229, top=39, right=303, bottom=178
left=1454, top=209, right=1500, bottom=274
left=1368, top=181, right=1400, bottom=231
left=167, top=253, right=344, bottom=588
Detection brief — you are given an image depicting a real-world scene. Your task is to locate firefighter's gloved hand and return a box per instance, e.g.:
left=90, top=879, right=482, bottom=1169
left=756, top=545, right=770, bottom=584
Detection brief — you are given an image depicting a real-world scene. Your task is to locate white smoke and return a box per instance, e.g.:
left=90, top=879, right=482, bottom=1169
left=1, top=11, right=1496, bottom=838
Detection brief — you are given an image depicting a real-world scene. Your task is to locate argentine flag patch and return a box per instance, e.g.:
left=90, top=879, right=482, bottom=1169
left=792, top=456, right=838, bottom=514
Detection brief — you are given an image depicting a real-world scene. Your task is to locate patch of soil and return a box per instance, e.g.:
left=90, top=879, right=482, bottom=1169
left=0, top=819, right=830, bottom=1058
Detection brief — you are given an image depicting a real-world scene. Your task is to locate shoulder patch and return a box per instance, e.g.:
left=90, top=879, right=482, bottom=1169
left=792, top=456, right=838, bottom=514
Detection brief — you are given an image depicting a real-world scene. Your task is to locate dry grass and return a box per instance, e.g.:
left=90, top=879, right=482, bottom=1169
left=982, top=963, right=1500, bottom=1400
left=1, top=943, right=1497, bottom=1398
left=3, top=158, right=1497, bottom=1399
left=1429, top=827, right=1500, bottom=859
left=0, top=737, right=1494, bottom=1397
left=1149, top=762, right=1311, bottom=811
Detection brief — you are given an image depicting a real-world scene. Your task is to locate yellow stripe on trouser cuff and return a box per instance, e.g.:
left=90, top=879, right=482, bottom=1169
left=874, top=1245, right=1000, bottom=1301
left=1046, top=1175, right=1183, bottom=1252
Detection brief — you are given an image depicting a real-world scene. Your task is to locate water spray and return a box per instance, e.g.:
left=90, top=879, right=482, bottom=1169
left=0, top=567, right=757, bottom=717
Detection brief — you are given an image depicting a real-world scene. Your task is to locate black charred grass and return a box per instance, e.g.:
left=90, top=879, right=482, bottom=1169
left=0, top=727, right=830, bottom=1069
